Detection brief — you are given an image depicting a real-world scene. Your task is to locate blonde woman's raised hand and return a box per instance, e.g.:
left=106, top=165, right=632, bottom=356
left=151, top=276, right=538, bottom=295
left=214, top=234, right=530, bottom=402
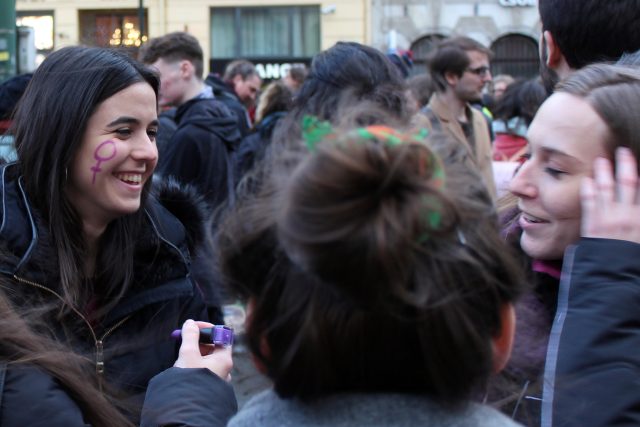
left=581, top=147, right=640, bottom=243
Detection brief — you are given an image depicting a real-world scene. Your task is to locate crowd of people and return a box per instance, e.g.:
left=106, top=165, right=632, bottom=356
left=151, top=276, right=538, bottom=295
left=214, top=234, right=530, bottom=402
left=1, top=0, right=640, bottom=426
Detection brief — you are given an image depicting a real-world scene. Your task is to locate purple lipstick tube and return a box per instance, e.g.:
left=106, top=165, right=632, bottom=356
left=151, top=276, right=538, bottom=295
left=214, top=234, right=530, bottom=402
left=171, top=325, right=234, bottom=347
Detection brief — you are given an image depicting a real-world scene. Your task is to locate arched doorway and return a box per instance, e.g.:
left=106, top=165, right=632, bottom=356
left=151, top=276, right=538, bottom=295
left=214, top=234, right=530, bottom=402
left=410, top=34, right=446, bottom=76
left=490, top=34, right=539, bottom=78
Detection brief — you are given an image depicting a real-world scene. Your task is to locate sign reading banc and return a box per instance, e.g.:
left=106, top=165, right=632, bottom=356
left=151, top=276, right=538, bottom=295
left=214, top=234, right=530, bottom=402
left=499, top=0, right=536, bottom=6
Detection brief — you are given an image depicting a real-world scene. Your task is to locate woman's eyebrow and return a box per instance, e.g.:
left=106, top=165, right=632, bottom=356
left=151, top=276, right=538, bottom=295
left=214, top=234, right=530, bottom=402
left=541, top=146, right=583, bottom=166
left=106, top=116, right=140, bottom=127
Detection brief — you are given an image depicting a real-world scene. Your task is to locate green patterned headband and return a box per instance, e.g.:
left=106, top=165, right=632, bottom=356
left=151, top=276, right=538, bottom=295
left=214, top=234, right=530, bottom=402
left=302, top=115, right=429, bottom=151
left=301, top=115, right=446, bottom=237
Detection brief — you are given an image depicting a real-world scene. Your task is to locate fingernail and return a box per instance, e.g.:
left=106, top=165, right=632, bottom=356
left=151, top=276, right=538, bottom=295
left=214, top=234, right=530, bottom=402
left=618, top=147, right=632, bottom=157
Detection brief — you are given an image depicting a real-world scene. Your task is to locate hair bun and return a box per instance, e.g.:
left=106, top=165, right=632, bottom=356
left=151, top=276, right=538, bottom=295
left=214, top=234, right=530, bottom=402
left=277, top=126, right=458, bottom=306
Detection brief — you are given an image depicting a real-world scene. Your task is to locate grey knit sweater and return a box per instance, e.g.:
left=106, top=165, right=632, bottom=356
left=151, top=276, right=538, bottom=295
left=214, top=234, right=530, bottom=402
left=229, top=389, right=523, bottom=427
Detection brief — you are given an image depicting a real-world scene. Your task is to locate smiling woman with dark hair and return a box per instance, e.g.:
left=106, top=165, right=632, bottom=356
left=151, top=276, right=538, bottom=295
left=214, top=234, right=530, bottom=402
left=0, top=45, right=217, bottom=424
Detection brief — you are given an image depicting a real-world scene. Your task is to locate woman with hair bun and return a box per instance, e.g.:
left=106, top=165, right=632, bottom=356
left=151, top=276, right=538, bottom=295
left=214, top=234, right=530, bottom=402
left=142, top=119, right=526, bottom=426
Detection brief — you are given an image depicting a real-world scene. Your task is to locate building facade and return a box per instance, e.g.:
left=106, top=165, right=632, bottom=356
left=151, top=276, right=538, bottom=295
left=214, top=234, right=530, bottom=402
left=15, top=0, right=539, bottom=78
left=371, top=0, right=541, bottom=78
left=15, top=0, right=369, bottom=79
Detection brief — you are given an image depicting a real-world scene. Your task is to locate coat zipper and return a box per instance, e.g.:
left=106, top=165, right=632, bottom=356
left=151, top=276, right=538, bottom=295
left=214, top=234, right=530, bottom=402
left=13, top=274, right=132, bottom=389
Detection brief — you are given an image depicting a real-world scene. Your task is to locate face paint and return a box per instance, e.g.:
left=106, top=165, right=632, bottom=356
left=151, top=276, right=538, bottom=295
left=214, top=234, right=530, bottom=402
left=66, top=83, right=158, bottom=228
left=91, top=140, right=117, bottom=184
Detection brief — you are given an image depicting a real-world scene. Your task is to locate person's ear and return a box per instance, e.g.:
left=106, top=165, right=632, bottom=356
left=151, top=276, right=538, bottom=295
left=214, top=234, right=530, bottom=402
left=543, top=31, right=573, bottom=80
left=543, top=31, right=565, bottom=69
left=179, top=60, right=194, bottom=79
left=444, top=71, right=459, bottom=87
left=245, top=297, right=270, bottom=375
left=232, top=74, right=244, bottom=87
left=492, top=303, right=516, bottom=373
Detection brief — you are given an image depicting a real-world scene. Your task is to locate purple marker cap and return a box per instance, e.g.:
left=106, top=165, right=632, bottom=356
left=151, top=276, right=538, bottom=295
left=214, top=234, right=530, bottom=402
left=171, top=325, right=234, bottom=347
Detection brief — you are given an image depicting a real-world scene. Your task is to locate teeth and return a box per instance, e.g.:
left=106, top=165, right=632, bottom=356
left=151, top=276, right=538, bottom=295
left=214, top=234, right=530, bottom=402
left=523, top=213, right=544, bottom=223
left=115, top=173, right=142, bottom=184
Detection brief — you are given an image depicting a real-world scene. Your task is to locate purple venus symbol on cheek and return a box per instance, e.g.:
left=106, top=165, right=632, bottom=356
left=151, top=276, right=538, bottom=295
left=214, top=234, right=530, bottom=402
left=91, top=140, right=117, bottom=184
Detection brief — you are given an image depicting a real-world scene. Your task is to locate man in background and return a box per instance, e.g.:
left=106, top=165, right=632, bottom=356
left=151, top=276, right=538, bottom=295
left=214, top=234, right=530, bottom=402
left=206, top=60, right=261, bottom=137
left=423, top=36, right=496, bottom=198
left=140, top=32, right=240, bottom=210
left=538, top=0, right=640, bottom=93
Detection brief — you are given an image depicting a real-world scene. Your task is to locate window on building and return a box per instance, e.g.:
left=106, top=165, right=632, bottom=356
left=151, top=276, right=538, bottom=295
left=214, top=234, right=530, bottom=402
left=211, top=6, right=320, bottom=58
left=16, top=11, right=54, bottom=66
left=490, top=34, right=539, bottom=78
left=79, top=10, right=147, bottom=53
left=410, top=34, right=446, bottom=76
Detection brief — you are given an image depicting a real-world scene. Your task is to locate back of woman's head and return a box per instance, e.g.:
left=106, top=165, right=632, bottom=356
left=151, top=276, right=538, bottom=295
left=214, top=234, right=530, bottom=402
left=493, top=78, right=548, bottom=125
left=556, top=63, right=640, bottom=162
left=289, top=42, right=407, bottom=123
left=220, top=121, right=525, bottom=405
left=265, top=44, right=410, bottom=198
left=12, top=46, right=159, bottom=218
left=255, top=81, right=293, bottom=124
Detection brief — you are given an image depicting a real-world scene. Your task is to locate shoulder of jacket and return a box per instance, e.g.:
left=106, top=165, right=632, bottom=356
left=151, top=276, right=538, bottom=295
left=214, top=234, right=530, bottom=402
left=0, top=365, right=87, bottom=425
left=176, top=98, right=234, bottom=126
left=470, top=107, right=490, bottom=129
left=150, top=178, right=210, bottom=254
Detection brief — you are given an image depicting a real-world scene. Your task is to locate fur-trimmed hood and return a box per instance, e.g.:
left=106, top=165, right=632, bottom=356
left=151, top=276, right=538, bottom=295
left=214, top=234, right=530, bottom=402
left=0, top=164, right=212, bottom=322
left=151, top=176, right=213, bottom=256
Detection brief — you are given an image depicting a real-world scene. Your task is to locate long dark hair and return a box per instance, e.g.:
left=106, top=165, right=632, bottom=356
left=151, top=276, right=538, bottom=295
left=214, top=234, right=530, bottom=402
left=11, top=46, right=160, bottom=319
left=220, top=118, right=525, bottom=405
left=493, top=78, right=548, bottom=126
left=247, top=42, right=410, bottom=198
left=0, top=281, right=134, bottom=426
left=273, top=42, right=409, bottom=148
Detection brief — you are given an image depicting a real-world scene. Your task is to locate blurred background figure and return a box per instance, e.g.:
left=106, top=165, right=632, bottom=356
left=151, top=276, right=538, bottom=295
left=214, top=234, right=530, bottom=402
left=206, top=60, right=261, bottom=137
left=492, top=78, right=547, bottom=162
left=482, top=74, right=515, bottom=117
left=0, top=73, right=31, bottom=162
left=386, top=48, right=414, bottom=79
left=0, top=73, right=31, bottom=135
left=234, top=81, right=293, bottom=183
left=282, top=65, right=307, bottom=94
left=405, top=73, right=433, bottom=114
left=274, top=41, right=410, bottom=146
left=423, top=36, right=496, bottom=198
left=140, top=31, right=241, bottom=214
left=492, top=74, right=515, bottom=101
left=490, top=78, right=547, bottom=197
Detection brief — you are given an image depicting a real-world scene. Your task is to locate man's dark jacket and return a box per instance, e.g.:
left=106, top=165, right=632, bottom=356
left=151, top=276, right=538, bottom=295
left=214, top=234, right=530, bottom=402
left=234, top=111, right=287, bottom=183
left=205, top=74, right=252, bottom=138
left=156, top=97, right=241, bottom=212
